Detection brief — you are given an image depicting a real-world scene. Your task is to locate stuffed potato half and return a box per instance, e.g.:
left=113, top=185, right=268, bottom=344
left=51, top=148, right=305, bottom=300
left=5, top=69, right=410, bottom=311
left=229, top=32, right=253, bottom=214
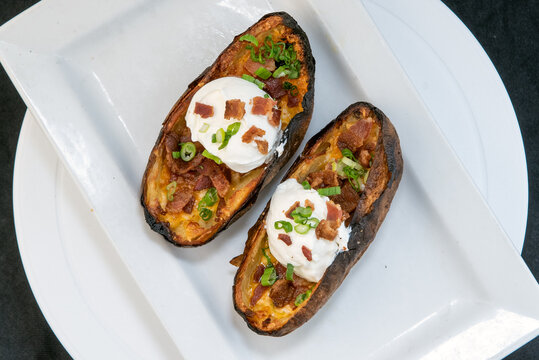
left=232, top=102, right=403, bottom=336
left=141, top=12, right=315, bottom=246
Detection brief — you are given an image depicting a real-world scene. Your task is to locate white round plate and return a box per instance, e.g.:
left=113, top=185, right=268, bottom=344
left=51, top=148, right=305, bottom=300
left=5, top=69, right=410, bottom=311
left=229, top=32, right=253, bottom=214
left=13, top=0, right=528, bottom=358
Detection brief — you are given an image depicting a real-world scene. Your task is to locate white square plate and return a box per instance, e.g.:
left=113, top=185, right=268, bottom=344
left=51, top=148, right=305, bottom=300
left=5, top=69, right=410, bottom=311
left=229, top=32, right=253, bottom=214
left=3, top=0, right=538, bottom=358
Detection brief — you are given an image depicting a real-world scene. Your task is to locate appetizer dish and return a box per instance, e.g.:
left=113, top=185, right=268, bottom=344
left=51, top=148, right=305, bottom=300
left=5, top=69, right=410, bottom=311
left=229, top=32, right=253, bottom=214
left=141, top=12, right=315, bottom=246
left=232, top=102, right=403, bottom=335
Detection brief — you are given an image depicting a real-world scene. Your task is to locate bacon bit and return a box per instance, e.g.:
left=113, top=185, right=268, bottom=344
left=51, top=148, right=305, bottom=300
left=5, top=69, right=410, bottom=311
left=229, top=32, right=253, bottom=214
left=269, top=108, right=281, bottom=127
left=331, top=182, right=360, bottom=213
left=326, top=201, right=343, bottom=222
left=275, top=263, right=287, bottom=279
left=194, top=102, right=214, bottom=118
left=269, top=279, right=295, bottom=307
left=251, top=96, right=276, bottom=116
left=264, top=77, right=287, bottom=99
left=241, top=126, right=266, bottom=143
left=194, top=176, right=212, bottom=191
left=306, top=170, right=339, bottom=189
left=315, top=220, right=338, bottom=240
left=305, top=199, right=315, bottom=211
left=253, top=264, right=265, bottom=282
left=287, top=95, right=300, bottom=108
left=244, top=58, right=276, bottom=76
left=255, top=139, right=269, bottom=154
left=278, top=233, right=292, bottom=246
left=224, top=99, right=245, bottom=120
left=166, top=191, right=193, bottom=213
left=250, top=284, right=267, bottom=306
left=337, top=117, right=374, bottom=151
left=182, top=196, right=195, bottom=214
left=285, top=201, right=300, bottom=219
left=302, top=246, right=312, bottom=261
left=199, top=159, right=230, bottom=197
left=359, top=149, right=371, bottom=168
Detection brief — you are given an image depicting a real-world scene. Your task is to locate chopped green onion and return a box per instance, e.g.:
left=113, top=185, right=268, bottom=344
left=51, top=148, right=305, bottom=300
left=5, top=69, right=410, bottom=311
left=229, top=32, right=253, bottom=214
left=215, top=128, right=225, bottom=143
left=255, top=66, right=272, bottom=80
left=317, top=186, right=341, bottom=196
left=341, top=148, right=357, bottom=162
left=218, top=122, right=241, bottom=150
left=293, top=206, right=312, bottom=218
left=283, top=81, right=293, bottom=90
left=341, top=156, right=361, bottom=170
left=239, top=34, right=258, bottom=46
left=305, top=217, right=320, bottom=228
left=211, top=134, right=217, bottom=143
left=260, top=267, right=277, bottom=286
left=242, top=73, right=265, bottom=90
left=227, top=122, right=241, bottom=135
left=172, top=151, right=180, bottom=159
left=264, top=93, right=270, bottom=98
left=295, top=289, right=312, bottom=306
left=261, top=247, right=273, bottom=266
left=199, top=123, right=209, bottom=133
left=198, top=187, right=218, bottom=210
left=166, top=181, right=177, bottom=201
left=199, top=208, right=213, bottom=221
left=242, top=74, right=256, bottom=83
left=301, top=180, right=311, bottom=190
left=294, top=224, right=310, bottom=234
left=289, top=85, right=299, bottom=97
left=202, top=150, right=222, bottom=164
left=274, top=220, right=293, bottom=233
left=180, top=142, right=196, bottom=161
left=272, top=65, right=289, bottom=78
left=292, top=213, right=307, bottom=225
left=286, top=264, right=294, bottom=281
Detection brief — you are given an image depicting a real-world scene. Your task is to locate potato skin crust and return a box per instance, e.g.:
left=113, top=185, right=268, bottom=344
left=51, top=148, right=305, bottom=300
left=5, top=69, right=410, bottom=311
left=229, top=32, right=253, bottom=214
left=233, top=102, right=403, bottom=336
left=141, top=12, right=315, bottom=247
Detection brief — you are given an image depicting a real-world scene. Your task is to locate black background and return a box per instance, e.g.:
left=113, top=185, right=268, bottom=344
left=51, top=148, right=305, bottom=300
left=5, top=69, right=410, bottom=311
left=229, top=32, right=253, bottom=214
left=1, top=0, right=537, bottom=358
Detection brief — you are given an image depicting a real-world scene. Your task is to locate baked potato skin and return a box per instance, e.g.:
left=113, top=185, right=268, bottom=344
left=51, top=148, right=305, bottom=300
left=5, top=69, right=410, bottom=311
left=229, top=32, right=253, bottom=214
left=141, top=12, right=315, bottom=247
left=233, top=102, right=403, bottom=336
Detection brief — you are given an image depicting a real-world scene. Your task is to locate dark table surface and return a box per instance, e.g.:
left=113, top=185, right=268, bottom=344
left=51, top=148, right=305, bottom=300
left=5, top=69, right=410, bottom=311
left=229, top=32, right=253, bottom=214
left=1, top=0, right=537, bottom=359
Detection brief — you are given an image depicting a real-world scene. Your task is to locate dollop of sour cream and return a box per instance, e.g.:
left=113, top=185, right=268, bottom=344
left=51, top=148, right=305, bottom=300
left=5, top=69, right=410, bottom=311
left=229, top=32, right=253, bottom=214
left=185, top=77, right=281, bottom=173
left=266, top=179, right=350, bottom=282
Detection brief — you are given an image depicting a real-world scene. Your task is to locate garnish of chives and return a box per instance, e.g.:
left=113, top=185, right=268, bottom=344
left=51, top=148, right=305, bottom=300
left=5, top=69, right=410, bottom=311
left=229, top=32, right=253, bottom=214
left=172, top=151, right=180, bottom=159
left=218, top=122, right=241, bottom=150
left=286, top=264, right=294, bottom=281
left=317, top=186, right=341, bottom=196
left=261, top=247, right=273, bottom=266
left=272, top=66, right=289, bottom=78
left=255, top=66, right=272, bottom=80
left=241, top=73, right=265, bottom=89
left=301, top=180, right=311, bottom=190
left=294, top=224, right=310, bottom=234
left=180, top=142, right=196, bottom=161
left=198, top=187, right=218, bottom=209
left=260, top=267, right=277, bottom=286
left=215, top=128, right=225, bottom=143
left=202, top=149, right=222, bottom=164
left=295, top=289, right=312, bottom=306
left=239, top=34, right=258, bottom=46
left=199, top=208, right=212, bottom=221
left=166, top=181, right=177, bottom=201
left=274, top=220, right=293, bottom=233
left=305, top=217, right=320, bottom=228
left=199, top=123, right=210, bottom=133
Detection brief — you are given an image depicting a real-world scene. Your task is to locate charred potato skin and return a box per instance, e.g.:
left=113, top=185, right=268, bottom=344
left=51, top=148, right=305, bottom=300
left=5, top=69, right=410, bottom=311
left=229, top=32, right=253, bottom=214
left=141, top=12, right=315, bottom=247
left=233, top=102, right=403, bottom=336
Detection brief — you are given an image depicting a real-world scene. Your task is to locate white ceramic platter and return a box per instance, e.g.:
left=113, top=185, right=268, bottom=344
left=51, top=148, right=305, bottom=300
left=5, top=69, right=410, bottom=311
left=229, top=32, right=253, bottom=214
left=6, top=0, right=538, bottom=359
